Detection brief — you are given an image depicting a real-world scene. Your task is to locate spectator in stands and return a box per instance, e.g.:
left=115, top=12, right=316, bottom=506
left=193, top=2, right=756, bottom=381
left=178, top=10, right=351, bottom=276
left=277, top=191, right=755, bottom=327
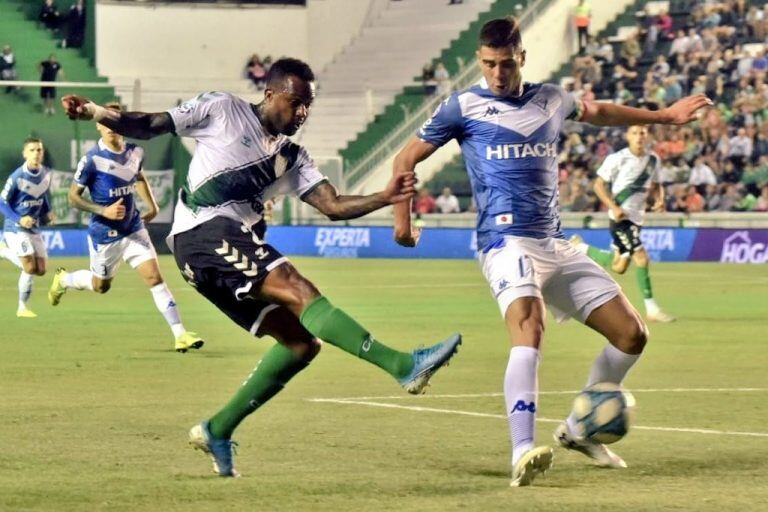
left=705, top=184, right=722, bottom=210
left=62, top=0, right=85, bottom=49
left=746, top=5, right=765, bottom=40
left=413, top=188, right=436, bottom=215
left=640, top=7, right=659, bottom=56
left=734, top=183, right=758, bottom=211
left=246, top=54, right=267, bottom=89
left=685, top=184, right=706, bottom=212
left=573, top=0, right=592, bottom=54
left=613, top=56, right=640, bottom=88
left=650, top=55, right=670, bottom=81
left=755, top=184, right=768, bottom=211
left=668, top=184, right=688, bottom=212
left=1, top=45, right=18, bottom=94
left=435, top=187, right=460, bottom=213
left=657, top=8, right=674, bottom=40
left=689, top=156, right=718, bottom=187
left=614, top=81, right=634, bottom=105
left=421, top=62, right=436, bottom=95
left=594, top=37, right=614, bottom=64
left=434, top=62, right=451, bottom=98
left=669, top=30, right=689, bottom=58
left=39, top=0, right=60, bottom=31
left=729, top=127, right=753, bottom=166
left=664, top=76, right=683, bottom=104
left=39, top=54, right=64, bottom=116
left=619, top=33, right=641, bottom=64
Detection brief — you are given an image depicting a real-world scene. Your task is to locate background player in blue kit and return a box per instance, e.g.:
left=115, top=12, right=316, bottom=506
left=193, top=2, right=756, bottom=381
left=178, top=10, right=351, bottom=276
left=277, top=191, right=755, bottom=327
left=0, top=138, right=54, bottom=318
left=48, top=103, right=203, bottom=353
left=392, top=17, right=712, bottom=486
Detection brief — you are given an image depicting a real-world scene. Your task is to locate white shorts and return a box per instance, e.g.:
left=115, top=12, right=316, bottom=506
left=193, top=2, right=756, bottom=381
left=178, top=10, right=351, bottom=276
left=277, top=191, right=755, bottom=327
left=3, top=231, right=47, bottom=259
left=88, top=228, right=157, bottom=279
left=479, top=235, right=620, bottom=323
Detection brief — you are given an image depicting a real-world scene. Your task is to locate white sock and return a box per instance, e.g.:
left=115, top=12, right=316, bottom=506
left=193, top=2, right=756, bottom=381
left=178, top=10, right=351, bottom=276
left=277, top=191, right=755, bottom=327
left=0, top=246, right=23, bottom=269
left=644, top=298, right=659, bottom=314
left=150, top=282, right=185, bottom=337
left=18, top=271, right=33, bottom=308
left=566, top=344, right=641, bottom=433
left=63, top=270, right=94, bottom=291
left=504, top=346, right=540, bottom=467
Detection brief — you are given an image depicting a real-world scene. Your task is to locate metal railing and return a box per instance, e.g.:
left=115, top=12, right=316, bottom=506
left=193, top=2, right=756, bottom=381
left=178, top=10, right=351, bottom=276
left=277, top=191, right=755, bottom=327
left=343, top=0, right=556, bottom=189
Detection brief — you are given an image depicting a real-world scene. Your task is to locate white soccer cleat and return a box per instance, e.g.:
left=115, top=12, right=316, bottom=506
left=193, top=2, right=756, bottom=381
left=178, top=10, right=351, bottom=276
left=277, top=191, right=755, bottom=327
left=510, top=446, right=554, bottom=487
left=553, top=421, right=627, bottom=469
left=646, top=310, right=676, bottom=323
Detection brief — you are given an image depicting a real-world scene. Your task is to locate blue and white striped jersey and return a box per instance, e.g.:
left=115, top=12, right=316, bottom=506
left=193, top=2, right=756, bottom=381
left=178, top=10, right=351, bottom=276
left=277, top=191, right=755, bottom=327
left=74, top=139, right=144, bottom=244
left=0, top=164, right=52, bottom=234
left=418, top=81, right=581, bottom=251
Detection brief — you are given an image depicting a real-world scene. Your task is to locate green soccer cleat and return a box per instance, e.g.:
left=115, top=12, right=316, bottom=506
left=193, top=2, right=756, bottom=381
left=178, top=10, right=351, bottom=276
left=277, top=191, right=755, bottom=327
left=553, top=421, right=626, bottom=469
left=175, top=331, right=205, bottom=353
left=510, top=445, right=554, bottom=487
left=48, top=267, right=67, bottom=306
left=398, top=333, right=462, bottom=394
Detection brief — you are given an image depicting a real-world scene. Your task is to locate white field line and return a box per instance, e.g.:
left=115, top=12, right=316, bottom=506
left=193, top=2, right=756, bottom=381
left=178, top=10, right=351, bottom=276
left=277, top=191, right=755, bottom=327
left=309, top=387, right=768, bottom=402
left=307, top=398, right=768, bottom=438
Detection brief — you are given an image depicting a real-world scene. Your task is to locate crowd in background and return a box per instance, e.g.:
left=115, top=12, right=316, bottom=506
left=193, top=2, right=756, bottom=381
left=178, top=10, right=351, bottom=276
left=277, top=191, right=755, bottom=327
left=558, top=0, right=768, bottom=213
left=245, top=54, right=273, bottom=89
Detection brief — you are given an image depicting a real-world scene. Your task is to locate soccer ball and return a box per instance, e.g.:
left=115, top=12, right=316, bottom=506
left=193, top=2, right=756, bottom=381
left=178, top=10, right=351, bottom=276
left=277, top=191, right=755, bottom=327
left=570, top=382, right=635, bottom=444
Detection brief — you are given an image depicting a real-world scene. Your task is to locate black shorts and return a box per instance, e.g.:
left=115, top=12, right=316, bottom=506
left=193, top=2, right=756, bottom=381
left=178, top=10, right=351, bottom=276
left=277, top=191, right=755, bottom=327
left=40, top=86, right=56, bottom=99
left=610, top=219, right=643, bottom=256
left=172, top=216, right=288, bottom=336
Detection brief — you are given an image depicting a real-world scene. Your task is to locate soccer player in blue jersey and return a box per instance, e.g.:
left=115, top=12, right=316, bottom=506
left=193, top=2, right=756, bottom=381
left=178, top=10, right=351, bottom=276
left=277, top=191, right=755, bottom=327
left=392, top=17, right=712, bottom=486
left=0, top=138, right=54, bottom=318
left=47, top=103, right=204, bottom=352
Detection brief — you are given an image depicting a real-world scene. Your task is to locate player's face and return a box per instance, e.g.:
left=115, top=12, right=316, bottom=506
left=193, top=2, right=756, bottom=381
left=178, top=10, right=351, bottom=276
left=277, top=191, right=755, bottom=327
left=22, top=142, right=44, bottom=168
left=476, top=45, right=526, bottom=97
left=96, top=121, right=124, bottom=146
left=265, top=76, right=315, bottom=136
left=626, top=126, right=649, bottom=153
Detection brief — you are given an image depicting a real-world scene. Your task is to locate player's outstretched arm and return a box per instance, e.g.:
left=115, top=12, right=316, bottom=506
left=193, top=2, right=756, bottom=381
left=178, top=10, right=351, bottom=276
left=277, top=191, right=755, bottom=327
left=68, top=183, right=126, bottom=220
left=392, top=137, right=439, bottom=247
left=303, top=173, right=417, bottom=221
left=581, top=94, right=713, bottom=126
left=61, top=95, right=173, bottom=140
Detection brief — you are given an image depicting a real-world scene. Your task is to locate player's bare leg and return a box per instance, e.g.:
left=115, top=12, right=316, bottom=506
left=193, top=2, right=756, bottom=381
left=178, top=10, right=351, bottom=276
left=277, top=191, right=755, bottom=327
left=190, top=309, right=320, bottom=477
left=632, top=248, right=675, bottom=322
left=135, top=258, right=203, bottom=352
left=15, top=254, right=45, bottom=317
left=503, top=296, right=554, bottom=487
left=555, top=293, right=647, bottom=468
left=259, top=262, right=461, bottom=394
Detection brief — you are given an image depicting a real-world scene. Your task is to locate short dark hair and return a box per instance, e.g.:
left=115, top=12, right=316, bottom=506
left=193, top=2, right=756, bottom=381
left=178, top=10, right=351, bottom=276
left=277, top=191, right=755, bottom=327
left=265, top=58, right=315, bottom=89
left=479, top=17, right=522, bottom=49
left=23, top=137, right=43, bottom=148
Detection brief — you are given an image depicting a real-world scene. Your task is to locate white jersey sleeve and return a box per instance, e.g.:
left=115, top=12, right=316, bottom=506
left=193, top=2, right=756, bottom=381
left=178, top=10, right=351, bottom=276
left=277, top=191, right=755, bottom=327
left=167, top=91, right=233, bottom=139
left=649, top=151, right=662, bottom=183
left=265, top=145, right=327, bottom=199
left=596, top=152, right=620, bottom=182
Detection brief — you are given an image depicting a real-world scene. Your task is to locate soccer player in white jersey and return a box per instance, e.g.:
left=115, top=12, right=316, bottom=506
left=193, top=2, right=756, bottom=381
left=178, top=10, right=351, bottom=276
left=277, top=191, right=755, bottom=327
left=570, top=125, right=676, bottom=323
left=0, top=138, right=54, bottom=318
left=47, top=103, right=204, bottom=353
left=60, top=58, right=461, bottom=477
left=392, top=18, right=711, bottom=486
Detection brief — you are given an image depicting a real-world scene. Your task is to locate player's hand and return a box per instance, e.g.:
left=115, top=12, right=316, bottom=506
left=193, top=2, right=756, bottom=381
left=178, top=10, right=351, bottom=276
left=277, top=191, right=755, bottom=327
left=382, top=172, right=418, bottom=204
left=61, top=94, right=95, bottom=120
left=46, top=212, right=56, bottom=225
left=611, top=205, right=627, bottom=221
left=102, top=198, right=126, bottom=220
left=662, top=94, right=713, bottom=125
left=394, top=224, right=422, bottom=247
left=19, top=215, right=36, bottom=229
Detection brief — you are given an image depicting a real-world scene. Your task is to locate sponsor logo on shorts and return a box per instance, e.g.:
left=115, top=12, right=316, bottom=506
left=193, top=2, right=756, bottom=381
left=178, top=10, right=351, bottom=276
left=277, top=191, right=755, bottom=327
left=495, top=213, right=513, bottom=226
left=720, top=231, right=768, bottom=263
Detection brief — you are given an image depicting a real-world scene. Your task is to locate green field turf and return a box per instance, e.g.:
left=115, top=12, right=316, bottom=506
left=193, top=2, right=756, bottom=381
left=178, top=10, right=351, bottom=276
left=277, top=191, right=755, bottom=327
left=0, top=256, right=766, bottom=511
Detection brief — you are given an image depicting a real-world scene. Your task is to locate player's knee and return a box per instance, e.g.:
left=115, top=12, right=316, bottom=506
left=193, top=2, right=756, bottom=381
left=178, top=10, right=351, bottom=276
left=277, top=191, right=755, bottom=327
left=302, top=337, right=322, bottom=361
left=623, top=317, right=648, bottom=354
left=519, top=316, right=545, bottom=344
left=34, top=267, right=46, bottom=277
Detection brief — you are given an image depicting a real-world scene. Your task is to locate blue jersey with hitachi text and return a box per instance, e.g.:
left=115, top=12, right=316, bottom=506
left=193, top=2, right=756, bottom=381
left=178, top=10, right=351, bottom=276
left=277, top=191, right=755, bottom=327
left=74, top=140, right=144, bottom=244
left=0, top=164, right=52, bottom=234
left=418, top=81, right=581, bottom=251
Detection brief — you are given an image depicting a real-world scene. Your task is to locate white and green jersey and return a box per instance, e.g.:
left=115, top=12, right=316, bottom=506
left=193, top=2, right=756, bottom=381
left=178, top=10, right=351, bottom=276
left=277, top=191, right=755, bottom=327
left=596, top=147, right=660, bottom=225
left=166, top=92, right=326, bottom=244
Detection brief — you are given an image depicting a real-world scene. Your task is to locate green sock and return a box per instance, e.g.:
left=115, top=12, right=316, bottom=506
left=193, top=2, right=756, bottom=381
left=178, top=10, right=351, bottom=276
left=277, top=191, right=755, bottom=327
left=300, top=296, right=413, bottom=379
left=208, top=343, right=308, bottom=440
left=636, top=266, right=653, bottom=299
left=586, top=245, right=614, bottom=269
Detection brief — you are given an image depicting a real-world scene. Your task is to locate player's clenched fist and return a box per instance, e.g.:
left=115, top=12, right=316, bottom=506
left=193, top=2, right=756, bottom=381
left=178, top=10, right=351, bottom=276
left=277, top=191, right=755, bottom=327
left=61, top=95, right=95, bottom=120
left=101, top=197, right=126, bottom=220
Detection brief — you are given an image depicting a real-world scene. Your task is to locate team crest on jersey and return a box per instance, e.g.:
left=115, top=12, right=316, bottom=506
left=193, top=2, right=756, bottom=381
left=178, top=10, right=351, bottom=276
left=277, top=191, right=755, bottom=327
left=531, top=95, right=549, bottom=112
left=241, top=136, right=252, bottom=148
left=176, top=102, right=195, bottom=115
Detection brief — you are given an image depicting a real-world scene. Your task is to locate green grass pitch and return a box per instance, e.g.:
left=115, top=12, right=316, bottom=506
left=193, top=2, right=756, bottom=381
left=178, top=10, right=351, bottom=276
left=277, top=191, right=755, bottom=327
left=1, top=256, right=766, bottom=511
